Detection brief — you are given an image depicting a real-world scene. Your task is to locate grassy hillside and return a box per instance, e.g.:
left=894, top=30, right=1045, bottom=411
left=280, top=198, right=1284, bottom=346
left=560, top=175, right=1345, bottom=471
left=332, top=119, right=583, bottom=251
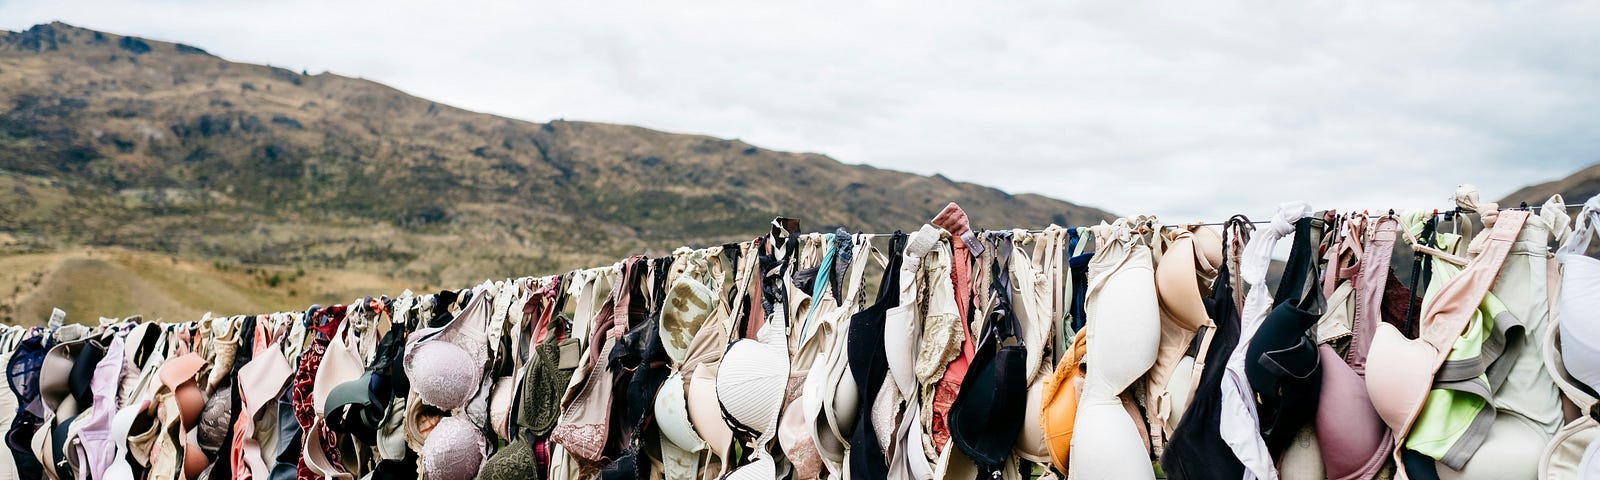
left=0, top=22, right=1113, bottom=323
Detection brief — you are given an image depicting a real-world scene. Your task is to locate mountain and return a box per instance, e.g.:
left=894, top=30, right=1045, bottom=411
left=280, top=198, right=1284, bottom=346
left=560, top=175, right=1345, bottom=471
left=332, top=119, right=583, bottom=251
left=0, top=22, right=1112, bottom=323
left=1499, top=163, right=1600, bottom=207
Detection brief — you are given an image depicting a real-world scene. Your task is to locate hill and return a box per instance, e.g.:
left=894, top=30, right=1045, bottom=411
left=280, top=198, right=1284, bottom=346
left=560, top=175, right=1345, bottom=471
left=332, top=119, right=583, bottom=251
left=0, top=22, right=1112, bottom=323
left=1499, top=163, right=1600, bottom=208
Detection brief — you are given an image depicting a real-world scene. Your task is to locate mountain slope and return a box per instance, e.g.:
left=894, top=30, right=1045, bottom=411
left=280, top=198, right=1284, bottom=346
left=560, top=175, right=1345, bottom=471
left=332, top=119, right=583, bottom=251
left=0, top=22, right=1111, bottom=321
left=1499, top=163, right=1600, bottom=207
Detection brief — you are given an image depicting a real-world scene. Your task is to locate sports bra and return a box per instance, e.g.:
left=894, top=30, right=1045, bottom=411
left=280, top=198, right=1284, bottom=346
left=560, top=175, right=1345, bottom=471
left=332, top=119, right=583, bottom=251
left=1366, top=209, right=1529, bottom=474
left=1401, top=211, right=1538, bottom=474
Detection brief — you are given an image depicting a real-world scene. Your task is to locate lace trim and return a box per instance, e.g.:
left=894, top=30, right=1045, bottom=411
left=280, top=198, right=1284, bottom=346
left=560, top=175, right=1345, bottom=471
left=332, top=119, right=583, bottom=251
left=550, top=423, right=607, bottom=461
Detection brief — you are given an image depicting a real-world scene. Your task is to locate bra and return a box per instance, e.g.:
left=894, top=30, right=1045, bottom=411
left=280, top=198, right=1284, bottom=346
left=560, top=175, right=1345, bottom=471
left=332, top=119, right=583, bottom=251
left=1558, top=194, right=1600, bottom=398
left=551, top=257, right=643, bottom=462
left=781, top=233, right=845, bottom=480
left=1040, top=328, right=1088, bottom=474
left=929, top=203, right=977, bottom=459
left=36, top=329, right=97, bottom=480
left=846, top=232, right=906, bottom=479
left=805, top=234, right=874, bottom=477
left=1366, top=209, right=1529, bottom=472
left=604, top=257, right=676, bottom=479
left=1009, top=228, right=1070, bottom=466
left=520, top=278, right=579, bottom=436
left=406, top=285, right=492, bottom=411
left=1315, top=214, right=1398, bottom=480
left=1161, top=215, right=1251, bottom=480
left=1221, top=202, right=1310, bottom=480
left=1243, top=215, right=1326, bottom=458
left=231, top=319, right=296, bottom=480
left=0, top=349, right=16, bottom=480
left=721, top=223, right=801, bottom=480
left=156, top=348, right=210, bottom=480
left=1541, top=304, right=1600, bottom=479
left=76, top=330, right=126, bottom=480
left=1148, top=226, right=1223, bottom=453
left=948, top=237, right=1029, bottom=477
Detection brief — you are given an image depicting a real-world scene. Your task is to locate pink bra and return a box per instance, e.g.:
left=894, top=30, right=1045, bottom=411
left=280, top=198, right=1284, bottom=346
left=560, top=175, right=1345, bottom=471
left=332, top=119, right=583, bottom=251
left=1366, top=209, right=1528, bottom=468
left=1316, top=214, right=1398, bottom=480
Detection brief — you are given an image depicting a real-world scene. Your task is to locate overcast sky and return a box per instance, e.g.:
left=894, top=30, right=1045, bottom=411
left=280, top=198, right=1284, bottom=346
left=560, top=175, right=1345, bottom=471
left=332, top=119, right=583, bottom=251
left=3, top=1, right=1598, bottom=222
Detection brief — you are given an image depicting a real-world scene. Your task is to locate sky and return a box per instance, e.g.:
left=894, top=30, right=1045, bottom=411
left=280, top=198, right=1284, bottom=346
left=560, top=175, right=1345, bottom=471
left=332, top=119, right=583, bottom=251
left=2, top=0, right=1599, bottom=223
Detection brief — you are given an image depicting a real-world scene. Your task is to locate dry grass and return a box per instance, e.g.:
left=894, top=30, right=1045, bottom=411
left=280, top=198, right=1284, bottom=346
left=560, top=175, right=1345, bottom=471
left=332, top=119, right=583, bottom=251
left=0, top=247, right=414, bottom=325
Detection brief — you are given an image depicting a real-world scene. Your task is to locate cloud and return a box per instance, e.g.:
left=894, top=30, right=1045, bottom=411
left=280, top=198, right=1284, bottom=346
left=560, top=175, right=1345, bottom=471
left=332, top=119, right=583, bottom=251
left=3, top=0, right=1598, bottom=222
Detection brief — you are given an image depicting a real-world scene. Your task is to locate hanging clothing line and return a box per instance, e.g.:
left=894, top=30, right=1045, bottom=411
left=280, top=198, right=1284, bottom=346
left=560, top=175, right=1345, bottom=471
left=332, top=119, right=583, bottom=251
left=785, top=203, right=1588, bottom=238
left=3, top=186, right=1597, bottom=480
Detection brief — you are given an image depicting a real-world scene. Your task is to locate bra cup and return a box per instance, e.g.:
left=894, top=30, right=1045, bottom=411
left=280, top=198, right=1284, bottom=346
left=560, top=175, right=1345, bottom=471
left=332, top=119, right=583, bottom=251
left=420, top=415, right=486, bottom=480
left=655, top=372, right=705, bottom=451
left=1040, top=331, right=1086, bottom=473
left=1315, top=346, right=1392, bottom=480
left=784, top=405, right=826, bottom=479
left=660, top=276, right=717, bottom=366
left=688, top=361, right=732, bottom=465
left=1366, top=323, right=1439, bottom=436
left=720, top=457, right=776, bottom=480
left=1013, top=371, right=1051, bottom=463
left=1166, top=354, right=1196, bottom=427
left=1435, top=414, right=1545, bottom=480
left=409, top=343, right=480, bottom=410
left=1276, top=425, right=1325, bottom=480
left=932, top=438, right=980, bottom=480
left=314, top=330, right=364, bottom=416
left=1541, top=417, right=1598, bottom=479
left=487, top=376, right=516, bottom=440
left=949, top=343, right=1028, bottom=470
left=811, top=322, right=857, bottom=475
left=828, top=345, right=861, bottom=440
left=716, top=339, right=787, bottom=440
left=1559, top=258, right=1600, bottom=392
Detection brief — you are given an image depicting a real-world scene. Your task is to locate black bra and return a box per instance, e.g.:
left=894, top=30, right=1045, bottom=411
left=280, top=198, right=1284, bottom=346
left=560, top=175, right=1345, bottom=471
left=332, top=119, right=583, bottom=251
left=949, top=234, right=1029, bottom=476
left=846, top=232, right=905, bottom=479
left=1244, top=216, right=1327, bottom=457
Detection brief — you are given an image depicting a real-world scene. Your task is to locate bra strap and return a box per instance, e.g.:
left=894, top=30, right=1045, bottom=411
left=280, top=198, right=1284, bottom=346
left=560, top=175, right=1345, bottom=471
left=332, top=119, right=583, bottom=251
left=1559, top=194, right=1600, bottom=257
